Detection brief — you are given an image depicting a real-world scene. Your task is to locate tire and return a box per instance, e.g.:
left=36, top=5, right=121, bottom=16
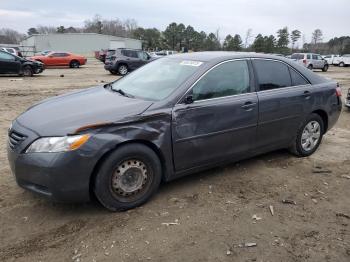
left=70, top=60, right=80, bottom=68
left=117, top=64, right=128, bottom=75
left=307, top=64, right=313, bottom=70
left=22, top=66, right=33, bottom=77
left=289, top=113, right=324, bottom=157
left=339, top=62, right=345, bottom=67
left=322, top=64, right=329, bottom=72
left=94, top=144, right=162, bottom=211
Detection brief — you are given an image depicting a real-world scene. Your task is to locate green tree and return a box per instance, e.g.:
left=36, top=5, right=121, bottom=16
left=252, top=34, right=266, bottom=52
left=190, top=31, right=206, bottom=51
left=232, top=34, right=243, bottom=51
left=183, top=25, right=196, bottom=50
left=223, top=34, right=233, bottom=50
left=56, top=26, right=66, bottom=33
left=133, top=27, right=161, bottom=50
left=264, top=35, right=276, bottom=53
left=277, top=27, right=289, bottom=48
left=342, top=40, right=350, bottom=55
left=177, top=23, right=186, bottom=50
left=27, top=27, right=38, bottom=35
left=291, top=29, right=301, bottom=50
left=204, top=33, right=221, bottom=50
left=163, top=22, right=178, bottom=50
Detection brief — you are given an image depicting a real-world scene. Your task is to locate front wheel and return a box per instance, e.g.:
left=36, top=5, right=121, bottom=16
left=339, top=62, right=345, bottom=67
left=94, top=144, right=162, bottom=211
left=322, top=64, right=329, bottom=72
left=70, top=60, right=80, bottom=68
left=289, top=114, right=324, bottom=157
left=22, top=66, right=33, bottom=77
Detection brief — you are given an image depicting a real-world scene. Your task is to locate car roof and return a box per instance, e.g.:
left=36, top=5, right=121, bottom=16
left=168, top=51, right=294, bottom=62
left=167, top=51, right=330, bottom=86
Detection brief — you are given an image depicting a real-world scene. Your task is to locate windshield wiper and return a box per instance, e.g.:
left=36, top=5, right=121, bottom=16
left=104, top=82, right=134, bottom=98
left=112, top=88, right=134, bottom=98
left=103, top=82, right=112, bottom=89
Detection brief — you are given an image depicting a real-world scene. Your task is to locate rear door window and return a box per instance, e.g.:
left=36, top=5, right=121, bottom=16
left=306, top=54, right=311, bottom=59
left=121, top=50, right=130, bottom=57
left=130, top=50, right=138, bottom=58
left=312, top=54, right=318, bottom=60
left=253, top=60, right=292, bottom=91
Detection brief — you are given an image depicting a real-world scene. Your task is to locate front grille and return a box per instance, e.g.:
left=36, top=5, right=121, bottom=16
left=8, top=130, right=27, bottom=149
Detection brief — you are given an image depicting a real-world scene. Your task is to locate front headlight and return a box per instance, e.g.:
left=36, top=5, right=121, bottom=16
left=26, top=134, right=90, bottom=153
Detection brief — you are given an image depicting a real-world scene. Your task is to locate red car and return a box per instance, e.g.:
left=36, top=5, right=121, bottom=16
left=30, top=52, right=87, bottom=68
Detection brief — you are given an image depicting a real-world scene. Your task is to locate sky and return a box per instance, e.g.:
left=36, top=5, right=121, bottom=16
left=0, top=0, right=349, bottom=45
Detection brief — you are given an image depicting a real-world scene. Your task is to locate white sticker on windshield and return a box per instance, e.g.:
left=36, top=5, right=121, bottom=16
left=180, top=60, right=203, bottom=67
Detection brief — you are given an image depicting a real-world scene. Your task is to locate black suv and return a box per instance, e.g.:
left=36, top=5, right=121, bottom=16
left=104, top=48, right=153, bottom=75
left=0, top=50, right=44, bottom=76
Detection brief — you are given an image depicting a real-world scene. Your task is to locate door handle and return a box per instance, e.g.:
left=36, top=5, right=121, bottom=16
left=302, top=90, right=311, bottom=99
left=241, top=101, right=256, bottom=110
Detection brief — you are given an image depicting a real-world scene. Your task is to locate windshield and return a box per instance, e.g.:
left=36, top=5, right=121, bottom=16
left=111, top=58, right=203, bottom=101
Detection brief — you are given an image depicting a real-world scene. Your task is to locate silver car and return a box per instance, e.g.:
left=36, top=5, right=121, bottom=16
left=291, top=53, right=329, bottom=71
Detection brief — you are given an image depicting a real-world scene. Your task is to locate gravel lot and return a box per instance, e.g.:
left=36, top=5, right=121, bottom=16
left=0, top=59, right=349, bottom=262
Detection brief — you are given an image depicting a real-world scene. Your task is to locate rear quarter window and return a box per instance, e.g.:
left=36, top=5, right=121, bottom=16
left=289, top=68, right=309, bottom=86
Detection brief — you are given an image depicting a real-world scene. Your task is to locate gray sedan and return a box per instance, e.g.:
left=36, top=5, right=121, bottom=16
left=7, top=52, right=342, bottom=211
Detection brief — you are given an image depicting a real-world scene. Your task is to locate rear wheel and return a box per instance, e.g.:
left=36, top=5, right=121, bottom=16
left=22, top=66, right=33, bottom=77
left=339, top=62, right=345, bottom=67
left=322, top=64, right=329, bottom=72
left=289, top=113, right=324, bottom=157
left=94, top=144, right=162, bottom=211
left=118, top=64, right=128, bottom=75
left=307, top=64, right=313, bottom=70
left=70, top=60, right=80, bottom=68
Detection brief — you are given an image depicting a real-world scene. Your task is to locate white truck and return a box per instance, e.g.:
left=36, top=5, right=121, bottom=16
left=323, top=54, right=340, bottom=65
left=333, top=54, right=350, bottom=67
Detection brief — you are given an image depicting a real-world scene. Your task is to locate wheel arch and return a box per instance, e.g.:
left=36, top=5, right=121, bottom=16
left=312, top=109, right=328, bottom=133
left=117, top=62, right=128, bottom=70
left=89, top=139, right=166, bottom=197
left=70, top=59, right=80, bottom=65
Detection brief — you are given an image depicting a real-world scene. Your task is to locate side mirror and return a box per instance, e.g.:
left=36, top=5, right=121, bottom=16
left=184, top=95, right=194, bottom=104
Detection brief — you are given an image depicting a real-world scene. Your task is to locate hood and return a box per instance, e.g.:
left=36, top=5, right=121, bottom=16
left=29, top=55, right=46, bottom=60
left=16, top=86, right=153, bottom=136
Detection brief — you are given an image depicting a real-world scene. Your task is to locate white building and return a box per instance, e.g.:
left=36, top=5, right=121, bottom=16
left=20, top=33, right=142, bottom=56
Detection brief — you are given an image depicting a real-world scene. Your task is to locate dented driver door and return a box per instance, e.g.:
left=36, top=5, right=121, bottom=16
left=172, top=92, right=258, bottom=171
left=171, top=59, right=259, bottom=171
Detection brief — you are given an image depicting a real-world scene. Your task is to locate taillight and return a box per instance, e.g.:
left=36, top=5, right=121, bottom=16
left=303, top=59, right=307, bottom=64
left=336, top=84, right=342, bottom=97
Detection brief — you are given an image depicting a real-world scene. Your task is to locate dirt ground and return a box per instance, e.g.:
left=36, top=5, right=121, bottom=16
left=0, top=59, right=349, bottom=262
